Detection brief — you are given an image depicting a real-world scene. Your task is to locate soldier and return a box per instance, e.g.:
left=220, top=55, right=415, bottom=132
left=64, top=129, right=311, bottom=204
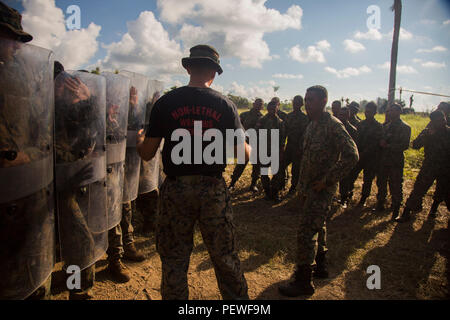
left=349, top=102, right=383, bottom=207
left=228, top=98, right=263, bottom=192
left=279, top=85, right=358, bottom=297
left=272, top=95, right=309, bottom=196
left=348, top=101, right=361, bottom=128
left=375, top=104, right=411, bottom=219
left=336, top=107, right=358, bottom=207
left=256, top=100, right=286, bottom=201
left=100, top=71, right=134, bottom=283
left=331, top=100, right=342, bottom=118
left=0, top=2, right=55, bottom=300
left=137, top=44, right=249, bottom=300
left=271, top=97, right=288, bottom=121
left=54, top=68, right=109, bottom=300
left=396, top=110, right=449, bottom=222
left=117, top=71, right=149, bottom=263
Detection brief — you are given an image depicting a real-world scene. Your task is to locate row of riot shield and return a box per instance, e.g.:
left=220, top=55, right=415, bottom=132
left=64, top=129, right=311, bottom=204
left=0, top=37, right=164, bottom=299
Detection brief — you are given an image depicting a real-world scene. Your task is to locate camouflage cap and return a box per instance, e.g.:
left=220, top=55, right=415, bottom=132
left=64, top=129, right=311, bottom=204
left=0, top=1, right=32, bottom=42
left=182, top=44, right=223, bottom=75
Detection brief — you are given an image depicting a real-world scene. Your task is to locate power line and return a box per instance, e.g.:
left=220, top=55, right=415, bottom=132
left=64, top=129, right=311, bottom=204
left=397, top=88, right=450, bottom=98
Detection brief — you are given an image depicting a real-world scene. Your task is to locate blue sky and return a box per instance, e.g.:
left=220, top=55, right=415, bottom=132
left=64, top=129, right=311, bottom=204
left=7, top=0, right=450, bottom=110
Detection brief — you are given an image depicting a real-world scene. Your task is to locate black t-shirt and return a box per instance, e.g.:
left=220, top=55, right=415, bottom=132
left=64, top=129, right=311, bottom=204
left=147, top=86, right=243, bottom=177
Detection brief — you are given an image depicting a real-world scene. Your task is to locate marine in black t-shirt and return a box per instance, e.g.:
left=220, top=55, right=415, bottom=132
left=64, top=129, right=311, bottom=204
left=135, top=44, right=249, bottom=300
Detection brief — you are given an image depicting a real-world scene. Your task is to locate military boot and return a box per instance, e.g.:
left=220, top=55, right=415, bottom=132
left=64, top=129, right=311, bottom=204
left=123, top=243, right=145, bottom=262
left=69, top=289, right=94, bottom=300
left=278, top=265, right=315, bottom=297
left=107, top=258, right=131, bottom=283
left=395, top=207, right=411, bottom=223
left=314, top=252, right=329, bottom=279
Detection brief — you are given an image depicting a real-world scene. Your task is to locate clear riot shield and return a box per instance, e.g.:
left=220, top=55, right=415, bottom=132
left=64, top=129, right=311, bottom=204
left=119, top=71, right=149, bottom=202
left=102, top=72, right=130, bottom=229
left=0, top=40, right=55, bottom=300
left=138, top=80, right=164, bottom=195
left=54, top=70, right=108, bottom=271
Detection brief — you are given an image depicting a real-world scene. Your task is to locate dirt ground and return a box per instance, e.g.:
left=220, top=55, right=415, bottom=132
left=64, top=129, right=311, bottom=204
left=51, top=165, right=449, bottom=300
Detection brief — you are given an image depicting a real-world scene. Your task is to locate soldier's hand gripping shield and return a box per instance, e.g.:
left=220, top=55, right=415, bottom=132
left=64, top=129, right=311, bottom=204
left=139, top=80, right=165, bottom=195
left=54, top=71, right=108, bottom=271
left=119, top=71, right=149, bottom=202
left=0, top=40, right=55, bottom=299
left=102, top=72, right=130, bottom=229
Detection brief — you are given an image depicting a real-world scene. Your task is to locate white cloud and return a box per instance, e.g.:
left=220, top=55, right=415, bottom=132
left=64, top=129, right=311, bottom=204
left=288, top=40, right=330, bottom=63
left=273, top=73, right=304, bottom=79
left=158, top=0, right=303, bottom=68
left=354, top=29, right=383, bottom=40
left=343, top=39, right=365, bottom=53
left=377, top=61, right=418, bottom=74
left=421, top=61, right=446, bottom=68
left=229, top=82, right=278, bottom=102
left=21, top=0, right=101, bottom=69
left=324, top=65, right=371, bottom=79
left=387, top=28, right=414, bottom=40
left=416, top=46, right=447, bottom=53
left=98, top=11, right=184, bottom=81
left=443, top=20, right=450, bottom=25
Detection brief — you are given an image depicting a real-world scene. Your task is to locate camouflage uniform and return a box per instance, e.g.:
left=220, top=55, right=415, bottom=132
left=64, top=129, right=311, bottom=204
left=230, top=108, right=262, bottom=187
left=107, top=200, right=136, bottom=260
left=136, top=189, right=159, bottom=232
left=338, top=121, right=358, bottom=202
left=297, top=112, right=358, bottom=266
left=376, top=118, right=411, bottom=209
left=348, top=118, right=383, bottom=201
left=157, top=175, right=248, bottom=300
left=405, top=125, right=450, bottom=210
left=255, top=113, right=286, bottom=196
left=272, top=109, right=309, bottom=193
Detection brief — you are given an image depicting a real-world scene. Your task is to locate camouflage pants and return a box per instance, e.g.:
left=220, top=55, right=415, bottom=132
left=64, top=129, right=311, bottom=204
left=406, top=164, right=450, bottom=210
left=107, top=200, right=136, bottom=260
left=272, top=149, right=301, bottom=193
left=296, top=188, right=334, bottom=266
left=376, top=165, right=404, bottom=208
left=157, top=175, right=248, bottom=300
left=348, top=158, right=378, bottom=200
left=230, top=162, right=260, bottom=186
left=58, top=192, right=95, bottom=269
left=136, top=189, right=159, bottom=229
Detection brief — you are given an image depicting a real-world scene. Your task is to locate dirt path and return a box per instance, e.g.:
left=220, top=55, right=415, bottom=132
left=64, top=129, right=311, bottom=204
left=51, top=166, right=449, bottom=300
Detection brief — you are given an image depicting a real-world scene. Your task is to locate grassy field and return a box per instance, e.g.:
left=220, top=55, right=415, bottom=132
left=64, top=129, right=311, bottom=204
left=50, top=112, right=447, bottom=300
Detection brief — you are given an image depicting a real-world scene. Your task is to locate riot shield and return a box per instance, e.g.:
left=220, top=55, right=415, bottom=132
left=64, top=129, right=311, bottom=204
left=138, top=80, right=164, bottom=195
left=0, top=40, right=55, bottom=300
left=54, top=70, right=108, bottom=271
left=102, top=72, right=130, bottom=229
left=119, top=71, right=149, bottom=202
